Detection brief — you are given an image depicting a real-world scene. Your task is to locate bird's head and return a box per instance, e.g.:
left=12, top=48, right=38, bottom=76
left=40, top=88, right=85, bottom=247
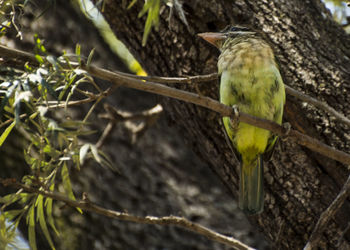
left=198, top=25, right=256, bottom=50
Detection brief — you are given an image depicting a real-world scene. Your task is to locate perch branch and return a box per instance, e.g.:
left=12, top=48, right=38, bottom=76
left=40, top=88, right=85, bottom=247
left=117, top=72, right=350, bottom=127
left=0, top=178, right=254, bottom=250
left=1, top=44, right=350, bottom=165
left=83, top=64, right=350, bottom=165
left=304, top=174, right=350, bottom=250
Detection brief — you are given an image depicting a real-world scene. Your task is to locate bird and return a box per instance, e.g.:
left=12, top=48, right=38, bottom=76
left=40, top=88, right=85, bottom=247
left=198, top=26, right=285, bottom=215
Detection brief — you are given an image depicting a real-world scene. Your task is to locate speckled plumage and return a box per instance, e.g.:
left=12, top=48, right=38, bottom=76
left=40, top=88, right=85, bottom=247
left=219, top=34, right=285, bottom=214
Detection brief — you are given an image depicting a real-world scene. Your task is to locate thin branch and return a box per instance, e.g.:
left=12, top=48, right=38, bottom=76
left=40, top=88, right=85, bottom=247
left=304, top=174, right=350, bottom=250
left=0, top=178, right=255, bottom=250
left=98, top=103, right=163, bottom=145
left=117, top=72, right=350, bottom=127
left=284, top=85, right=350, bottom=127
left=1, top=44, right=350, bottom=165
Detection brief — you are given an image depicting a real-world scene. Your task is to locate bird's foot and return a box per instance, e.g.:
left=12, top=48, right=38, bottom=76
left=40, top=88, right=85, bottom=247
left=230, top=105, right=240, bottom=130
left=281, top=122, right=291, bottom=141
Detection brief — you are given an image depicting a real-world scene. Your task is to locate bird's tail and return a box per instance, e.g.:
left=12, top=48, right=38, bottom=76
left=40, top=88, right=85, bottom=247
left=239, top=156, right=264, bottom=215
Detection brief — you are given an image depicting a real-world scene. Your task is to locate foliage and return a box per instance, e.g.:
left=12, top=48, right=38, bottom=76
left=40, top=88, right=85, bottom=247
left=0, top=38, right=113, bottom=249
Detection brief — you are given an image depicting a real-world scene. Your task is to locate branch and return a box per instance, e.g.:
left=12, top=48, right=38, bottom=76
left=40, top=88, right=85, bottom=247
left=82, top=64, right=350, bottom=165
left=1, top=44, right=350, bottom=165
left=0, top=178, right=254, bottom=250
left=304, top=174, right=350, bottom=250
left=119, top=72, right=350, bottom=127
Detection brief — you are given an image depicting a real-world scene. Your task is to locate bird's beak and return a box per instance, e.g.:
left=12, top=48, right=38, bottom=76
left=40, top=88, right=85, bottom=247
left=197, top=32, right=227, bottom=48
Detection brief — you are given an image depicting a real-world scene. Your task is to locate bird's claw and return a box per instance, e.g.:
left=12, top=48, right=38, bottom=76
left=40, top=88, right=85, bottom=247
left=281, top=122, right=291, bottom=141
left=230, top=105, right=240, bottom=129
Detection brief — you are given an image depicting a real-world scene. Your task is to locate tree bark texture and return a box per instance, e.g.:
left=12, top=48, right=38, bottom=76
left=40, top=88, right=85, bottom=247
left=95, top=0, right=350, bottom=249
left=1, top=0, right=269, bottom=249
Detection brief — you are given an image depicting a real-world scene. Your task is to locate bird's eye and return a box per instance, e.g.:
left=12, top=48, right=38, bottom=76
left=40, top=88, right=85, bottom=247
left=221, top=25, right=250, bottom=33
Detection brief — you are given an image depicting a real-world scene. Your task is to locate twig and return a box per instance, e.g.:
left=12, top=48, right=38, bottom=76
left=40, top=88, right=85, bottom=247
left=116, top=72, right=350, bottom=127
left=1, top=44, right=350, bottom=165
left=0, top=178, right=255, bottom=250
left=284, top=85, right=350, bottom=127
left=303, top=174, right=350, bottom=250
left=97, top=103, right=163, bottom=145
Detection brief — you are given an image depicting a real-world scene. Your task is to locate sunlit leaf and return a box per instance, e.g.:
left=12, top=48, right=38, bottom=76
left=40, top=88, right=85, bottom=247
left=90, top=144, right=102, bottom=165
left=35, top=54, right=44, bottom=64
left=0, top=121, right=15, bottom=147
left=13, top=91, right=32, bottom=106
left=79, top=143, right=90, bottom=165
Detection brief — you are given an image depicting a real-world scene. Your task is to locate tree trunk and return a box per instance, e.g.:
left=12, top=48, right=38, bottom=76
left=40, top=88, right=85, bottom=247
left=94, top=0, right=350, bottom=249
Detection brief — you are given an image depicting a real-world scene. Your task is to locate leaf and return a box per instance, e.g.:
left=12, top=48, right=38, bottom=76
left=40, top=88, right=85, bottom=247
left=27, top=205, right=37, bottom=250
left=86, top=48, right=95, bottom=66
left=127, top=0, right=138, bottom=9
left=79, top=143, right=90, bottom=165
left=40, top=78, right=58, bottom=100
left=61, top=163, right=82, bottom=214
left=141, top=0, right=161, bottom=46
left=35, top=54, right=44, bottom=64
left=0, top=121, right=16, bottom=147
left=0, top=83, right=16, bottom=118
left=75, top=44, right=81, bottom=64
left=45, top=184, right=59, bottom=236
left=0, top=192, right=21, bottom=206
left=90, top=144, right=102, bottom=165
left=138, top=0, right=152, bottom=17
left=36, top=195, right=55, bottom=249
left=4, top=209, right=23, bottom=221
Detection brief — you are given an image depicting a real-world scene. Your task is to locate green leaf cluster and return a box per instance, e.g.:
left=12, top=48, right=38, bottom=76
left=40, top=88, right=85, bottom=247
left=0, top=40, right=114, bottom=249
left=129, top=0, right=161, bottom=46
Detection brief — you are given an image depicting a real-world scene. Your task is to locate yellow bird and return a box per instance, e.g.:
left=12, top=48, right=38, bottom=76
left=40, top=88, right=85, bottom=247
left=199, top=26, right=285, bottom=215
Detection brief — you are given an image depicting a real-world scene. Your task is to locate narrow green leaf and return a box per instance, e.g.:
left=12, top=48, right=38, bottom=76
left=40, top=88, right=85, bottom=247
left=75, top=44, right=81, bottom=64
left=152, top=0, right=160, bottom=27
left=4, top=209, right=23, bottom=221
left=142, top=12, right=153, bottom=46
left=37, top=195, right=55, bottom=249
left=86, top=48, right=95, bottom=66
left=35, top=54, right=44, bottom=64
left=61, top=163, right=82, bottom=214
left=127, top=0, right=138, bottom=9
left=0, top=121, right=16, bottom=147
left=45, top=184, right=59, bottom=236
left=138, top=0, right=151, bottom=17
left=28, top=205, right=37, bottom=250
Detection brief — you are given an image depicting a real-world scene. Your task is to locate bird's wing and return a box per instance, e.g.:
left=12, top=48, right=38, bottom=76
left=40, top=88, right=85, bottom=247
left=220, top=119, right=242, bottom=163
left=263, top=135, right=278, bottom=161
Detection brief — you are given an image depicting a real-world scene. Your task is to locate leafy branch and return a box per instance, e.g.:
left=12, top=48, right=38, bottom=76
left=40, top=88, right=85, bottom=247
left=0, top=178, right=255, bottom=250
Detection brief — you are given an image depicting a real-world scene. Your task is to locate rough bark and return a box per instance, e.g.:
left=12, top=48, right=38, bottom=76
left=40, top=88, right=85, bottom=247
left=94, top=0, right=350, bottom=249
